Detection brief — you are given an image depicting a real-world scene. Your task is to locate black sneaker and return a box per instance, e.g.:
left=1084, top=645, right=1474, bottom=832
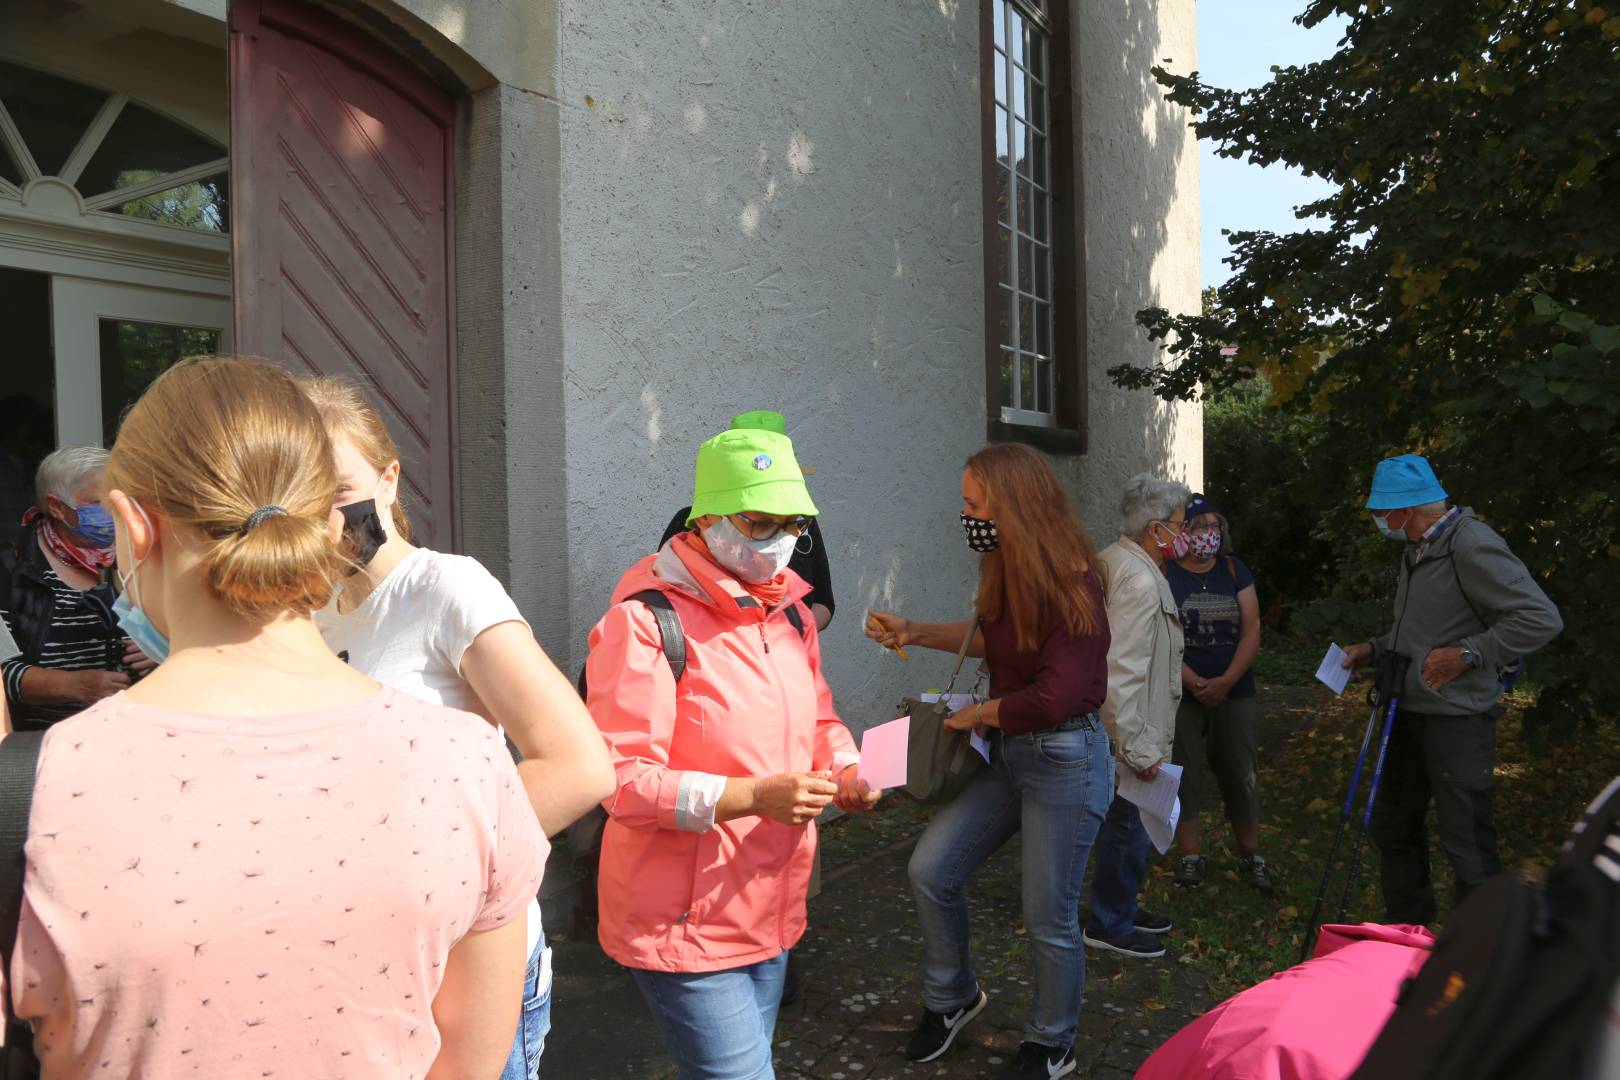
left=1175, top=854, right=1206, bottom=887
left=1080, top=928, right=1167, bottom=959
left=904, top=989, right=988, bottom=1063
left=998, top=1040, right=1077, bottom=1079
left=1242, top=854, right=1275, bottom=896
left=1134, top=910, right=1173, bottom=934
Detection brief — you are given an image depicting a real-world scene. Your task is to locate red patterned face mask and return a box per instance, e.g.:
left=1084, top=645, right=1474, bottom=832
left=1188, top=528, right=1221, bottom=559
left=1152, top=520, right=1191, bottom=561
left=23, top=507, right=115, bottom=576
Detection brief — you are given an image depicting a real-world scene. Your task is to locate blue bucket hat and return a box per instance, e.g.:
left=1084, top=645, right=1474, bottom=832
left=1366, top=454, right=1448, bottom=511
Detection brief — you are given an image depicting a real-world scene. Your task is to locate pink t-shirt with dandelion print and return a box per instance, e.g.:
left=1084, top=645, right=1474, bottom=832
left=9, top=687, right=547, bottom=1078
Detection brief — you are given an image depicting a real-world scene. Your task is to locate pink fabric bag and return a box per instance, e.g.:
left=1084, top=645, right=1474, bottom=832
left=1135, top=923, right=1435, bottom=1080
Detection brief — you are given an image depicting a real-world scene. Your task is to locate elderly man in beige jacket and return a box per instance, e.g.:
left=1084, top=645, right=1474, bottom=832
left=1082, top=473, right=1190, bottom=960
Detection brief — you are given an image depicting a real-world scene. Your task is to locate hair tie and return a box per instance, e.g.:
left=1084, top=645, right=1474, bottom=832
left=243, top=505, right=288, bottom=533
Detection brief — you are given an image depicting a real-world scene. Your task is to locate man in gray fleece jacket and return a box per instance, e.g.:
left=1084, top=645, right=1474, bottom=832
left=1341, top=454, right=1562, bottom=925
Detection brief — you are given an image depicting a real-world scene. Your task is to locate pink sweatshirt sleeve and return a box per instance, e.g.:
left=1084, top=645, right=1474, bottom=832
left=586, top=601, right=725, bottom=832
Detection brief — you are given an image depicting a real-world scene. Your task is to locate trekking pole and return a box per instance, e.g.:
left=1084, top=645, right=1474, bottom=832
left=1337, top=653, right=1412, bottom=923
left=1296, top=674, right=1388, bottom=965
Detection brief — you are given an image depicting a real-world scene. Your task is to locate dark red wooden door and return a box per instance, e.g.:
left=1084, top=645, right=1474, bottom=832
left=229, top=0, right=457, bottom=548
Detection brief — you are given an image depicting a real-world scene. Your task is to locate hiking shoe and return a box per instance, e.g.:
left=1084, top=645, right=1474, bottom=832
left=1175, top=854, right=1206, bottom=887
left=1242, top=854, right=1275, bottom=896
left=1134, top=910, right=1173, bottom=935
left=904, top=989, right=988, bottom=1063
left=997, top=1040, right=1077, bottom=1078
left=1081, top=928, right=1167, bottom=959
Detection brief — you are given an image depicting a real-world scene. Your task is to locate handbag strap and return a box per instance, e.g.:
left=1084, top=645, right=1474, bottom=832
left=941, top=613, right=980, bottom=695
left=0, top=730, right=44, bottom=1038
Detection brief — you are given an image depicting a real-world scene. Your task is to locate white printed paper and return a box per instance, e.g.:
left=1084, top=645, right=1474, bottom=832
left=857, top=715, right=910, bottom=791
left=969, top=729, right=991, bottom=763
left=1117, top=762, right=1183, bottom=855
left=1315, top=643, right=1353, bottom=696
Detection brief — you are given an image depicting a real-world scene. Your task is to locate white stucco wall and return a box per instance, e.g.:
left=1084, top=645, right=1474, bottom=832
left=555, top=0, right=1200, bottom=728
left=1066, top=0, right=1203, bottom=539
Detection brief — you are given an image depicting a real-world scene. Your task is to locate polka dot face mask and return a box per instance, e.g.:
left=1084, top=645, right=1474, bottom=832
left=960, top=512, right=1000, bottom=554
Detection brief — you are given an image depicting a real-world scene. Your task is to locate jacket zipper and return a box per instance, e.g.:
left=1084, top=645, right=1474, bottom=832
left=755, top=610, right=792, bottom=948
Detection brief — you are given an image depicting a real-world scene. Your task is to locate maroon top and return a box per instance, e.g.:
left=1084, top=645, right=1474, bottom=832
left=983, top=571, right=1110, bottom=736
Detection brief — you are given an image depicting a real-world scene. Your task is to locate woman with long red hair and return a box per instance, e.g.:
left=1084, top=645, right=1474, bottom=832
left=867, top=443, right=1111, bottom=1080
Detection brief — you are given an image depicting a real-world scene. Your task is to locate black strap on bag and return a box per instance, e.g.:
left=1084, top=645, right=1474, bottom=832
left=0, top=730, right=45, bottom=1079
left=575, top=590, right=810, bottom=699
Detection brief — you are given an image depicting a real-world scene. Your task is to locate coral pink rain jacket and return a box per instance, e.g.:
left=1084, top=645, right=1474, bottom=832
left=585, top=543, right=860, bottom=973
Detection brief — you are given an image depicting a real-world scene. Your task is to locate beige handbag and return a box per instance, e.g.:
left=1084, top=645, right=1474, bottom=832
left=900, top=616, right=987, bottom=804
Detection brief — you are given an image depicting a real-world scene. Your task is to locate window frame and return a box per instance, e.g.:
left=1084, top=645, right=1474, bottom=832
left=979, top=0, right=1087, bottom=455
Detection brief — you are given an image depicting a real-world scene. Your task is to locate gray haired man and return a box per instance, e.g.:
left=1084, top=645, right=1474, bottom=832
left=1340, top=454, right=1563, bottom=924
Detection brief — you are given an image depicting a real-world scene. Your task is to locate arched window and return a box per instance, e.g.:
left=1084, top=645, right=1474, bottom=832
left=0, top=59, right=228, bottom=234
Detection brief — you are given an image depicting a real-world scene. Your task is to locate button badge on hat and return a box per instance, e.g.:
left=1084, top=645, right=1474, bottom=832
left=752, top=453, right=773, bottom=471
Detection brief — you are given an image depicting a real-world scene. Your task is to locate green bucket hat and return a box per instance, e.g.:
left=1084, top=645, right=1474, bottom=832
left=730, top=410, right=787, bottom=435
left=688, top=428, right=819, bottom=525
left=730, top=409, right=814, bottom=474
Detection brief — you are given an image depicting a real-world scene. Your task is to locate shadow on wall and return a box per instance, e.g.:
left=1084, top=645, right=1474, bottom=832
left=1064, top=0, right=1201, bottom=541
left=559, top=0, right=1197, bottom=731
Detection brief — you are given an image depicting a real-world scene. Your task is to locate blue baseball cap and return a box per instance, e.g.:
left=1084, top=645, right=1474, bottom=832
left=1366, top=454, right=1448, bottom=511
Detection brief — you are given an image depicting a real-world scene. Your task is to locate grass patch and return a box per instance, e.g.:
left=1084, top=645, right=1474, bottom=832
left=1143, top=686, right=1620, bottom=1001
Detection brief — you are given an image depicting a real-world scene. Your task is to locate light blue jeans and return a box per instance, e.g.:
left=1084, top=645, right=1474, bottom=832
left=499, top=931, right=551, bottom=1080
left=632, top=951, right=789, bottom=1080
left=907, top=716, right=1111, bottom=1048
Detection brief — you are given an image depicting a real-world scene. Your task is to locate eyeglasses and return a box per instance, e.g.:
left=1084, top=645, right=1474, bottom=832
left=732, top=512, right=813, bottom=541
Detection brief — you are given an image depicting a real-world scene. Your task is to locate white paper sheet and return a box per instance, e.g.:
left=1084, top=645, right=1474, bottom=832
left=969, top=729, right=991, bottom=763
left=1315, top=643, right=1353, bottom=696
left=920, top=691, right=978, bottom=712
left=1117, top=762, right=1183, bottom=854
left=857, top=715, right=910, bottom=791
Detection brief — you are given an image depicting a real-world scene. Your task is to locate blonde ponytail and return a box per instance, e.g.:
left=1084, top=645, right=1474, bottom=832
left=104, top=357, right=346, bottom=618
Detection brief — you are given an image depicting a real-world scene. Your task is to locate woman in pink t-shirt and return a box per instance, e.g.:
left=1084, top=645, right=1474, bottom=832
left=9, top=357, right=546, bottom=1079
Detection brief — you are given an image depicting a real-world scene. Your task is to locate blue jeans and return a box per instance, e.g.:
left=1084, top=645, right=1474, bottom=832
left=1086, top=789, right=1153, bottom=938
left=907, top=717, right=1110, bottom=1048
left=632, top=952, right=788, bottom=1080
left=500, top=931, right=552, bottom=1080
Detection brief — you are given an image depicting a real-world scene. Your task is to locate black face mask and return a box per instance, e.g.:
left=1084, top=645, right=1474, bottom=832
left=961, top=512, right=1000, bottom=554
left=338, top=500, right=388, bottom=575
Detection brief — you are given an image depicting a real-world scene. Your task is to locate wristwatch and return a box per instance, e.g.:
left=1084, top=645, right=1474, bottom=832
left=1459, top=646, right=1480, bottom=669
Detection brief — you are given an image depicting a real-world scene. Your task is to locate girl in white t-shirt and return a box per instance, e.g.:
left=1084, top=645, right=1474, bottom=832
left=302, top=377, right=615, bottom=1080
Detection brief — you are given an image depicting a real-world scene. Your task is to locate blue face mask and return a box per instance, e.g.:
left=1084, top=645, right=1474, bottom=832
left=113, top=500, right=170, bottom=664
left=1373, top=511, right=1409, bottom=542
left=71, top=503, right=118, bottom=549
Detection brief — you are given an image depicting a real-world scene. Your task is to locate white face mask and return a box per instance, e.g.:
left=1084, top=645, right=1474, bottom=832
left=702, top=516, right=797, bottom=584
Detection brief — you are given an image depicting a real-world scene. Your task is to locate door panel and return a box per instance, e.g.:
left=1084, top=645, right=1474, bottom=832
left=229, top=0, right=456, bottom=548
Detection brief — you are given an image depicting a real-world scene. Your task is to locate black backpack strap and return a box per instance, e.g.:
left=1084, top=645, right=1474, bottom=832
left=0, top=730, right=45, bottom=1044
left=784, top=603, right=807, bottom=640
left=1565, top=775, right=1620, bottom=869
left=629, top=590, right=686, bottom=682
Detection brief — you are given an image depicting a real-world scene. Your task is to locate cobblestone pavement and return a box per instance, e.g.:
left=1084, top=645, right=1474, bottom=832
left=547, top=797, right=1212, bottom=1079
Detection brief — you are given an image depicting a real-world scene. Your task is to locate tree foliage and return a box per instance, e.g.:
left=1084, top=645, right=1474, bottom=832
left=1115, top=0, right=1620, bottom=730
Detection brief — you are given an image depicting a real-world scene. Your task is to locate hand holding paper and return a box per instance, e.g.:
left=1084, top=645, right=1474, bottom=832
left=1315, top=643, right=1353, bottom=696
left=1116, top=762, right=1183, bottom=854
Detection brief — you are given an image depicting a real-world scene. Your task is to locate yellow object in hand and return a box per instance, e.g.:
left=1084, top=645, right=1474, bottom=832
left=867, top=614, right=908, bottom=661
